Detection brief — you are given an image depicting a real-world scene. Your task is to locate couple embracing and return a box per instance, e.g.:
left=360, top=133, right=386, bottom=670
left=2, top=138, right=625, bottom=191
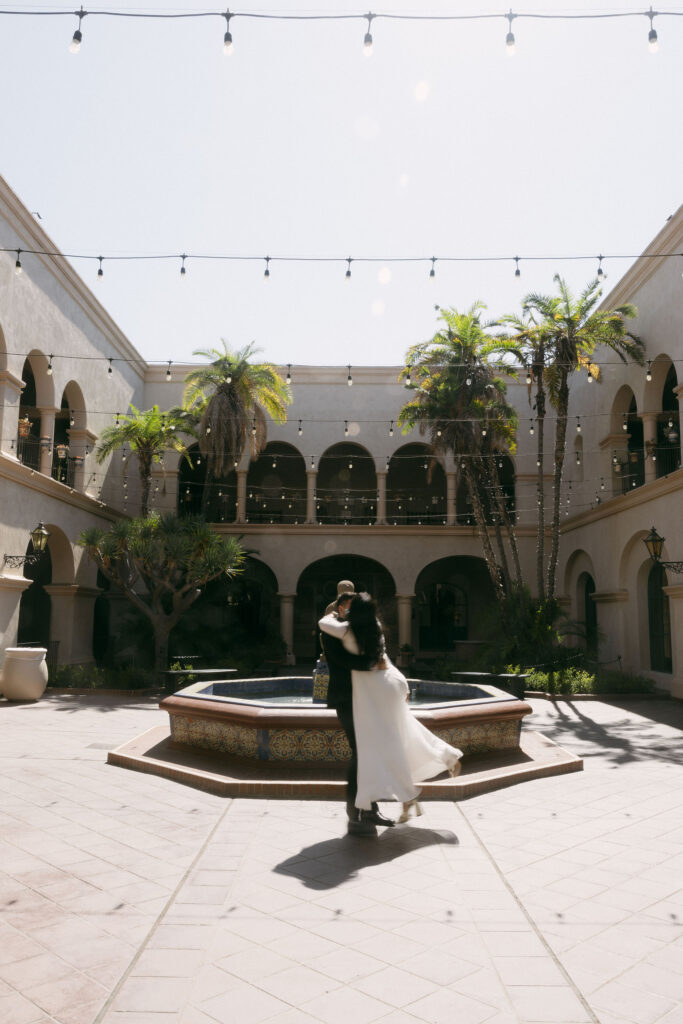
left=320, top=581, right=462, bottom=838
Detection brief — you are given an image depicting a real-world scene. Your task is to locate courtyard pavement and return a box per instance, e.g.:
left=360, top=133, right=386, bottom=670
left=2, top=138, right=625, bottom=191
left=1, top=693, right=683, bottom=1024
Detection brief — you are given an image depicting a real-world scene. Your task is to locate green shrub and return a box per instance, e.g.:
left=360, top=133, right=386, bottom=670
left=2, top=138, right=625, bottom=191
left=508, top=663, right=656, bottom=695
left=49, top=664, right=158, bottom=690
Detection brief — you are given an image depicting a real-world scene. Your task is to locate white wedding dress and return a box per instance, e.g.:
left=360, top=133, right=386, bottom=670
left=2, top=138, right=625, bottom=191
left=319, top=615, right=463, bottom=811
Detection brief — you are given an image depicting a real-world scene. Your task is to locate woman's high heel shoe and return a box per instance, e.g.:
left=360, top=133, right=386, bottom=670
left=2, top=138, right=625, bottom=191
left=398, top=799, right=423, bottom=823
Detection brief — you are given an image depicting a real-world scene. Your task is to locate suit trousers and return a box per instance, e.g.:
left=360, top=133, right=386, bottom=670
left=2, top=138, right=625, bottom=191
left=332, top=701, right=357, bottom=802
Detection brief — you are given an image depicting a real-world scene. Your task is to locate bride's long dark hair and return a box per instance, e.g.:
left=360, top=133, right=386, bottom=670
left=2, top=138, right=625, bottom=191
left=347, top=592, right=383, bottom=663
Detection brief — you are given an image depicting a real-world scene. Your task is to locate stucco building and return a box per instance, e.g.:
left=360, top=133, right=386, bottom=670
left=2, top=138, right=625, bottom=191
left=1, top=173, right=681, bottom=696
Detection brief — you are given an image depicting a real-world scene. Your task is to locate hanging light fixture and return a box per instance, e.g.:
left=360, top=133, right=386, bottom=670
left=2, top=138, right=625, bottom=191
left=180, top=254, right=187, bottom=278
left=223, top=10, right=234, bottom=54
left=46, top=355, right=53, bottom=376
left=14, top=248, right=22, bottom=275
left=429, top=257, right=436, bottom=280
left=264, top=256, right=270, bottom=280
left=389, top=421, right=394, bottom=436
left=505, top=9, right=516, bottom=54
left=69, top=7, right=85, bottom=52
left=298, top=420, right=303, bottom=436
left=363, top=12, right=374, bottom=55
left=646, top=360, right=652, bottom=382
left=344, top=420, right=349, bottom=436
left=647, top=6, right=659, bottom=52
left=166, top=361, right=172, bottom=381
left=286, top=364, right=292, bottom=385
left=597, top=255, right=605, bottom=281
left=347, top=364, right=353, bottom=386
left=345, top=257, right=352, bottom=281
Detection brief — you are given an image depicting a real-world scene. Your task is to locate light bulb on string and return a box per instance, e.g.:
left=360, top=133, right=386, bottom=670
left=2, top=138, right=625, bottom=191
left=69, top=7, right=85, bottom=52
left=429, top=257, right=436, bottom=280
left=526, top=367, right=532, bottom=385
left=108, top=358, right=113, bottom=377
left=587, top=370, right=594, bottom=383
left=647, top=7, right=658, bottom=52
left=405, top=367, right=411, bottom=386
left=576, top=417, right=582, bottom=433
left=97, top=256, right=104, bottom=283
left=70, top=412, right=75, bottom=427
left=344, top=421, right=349, bottom=436
left=347, top=365, right=353, bottom=386
left=298, top=420, right=303, bottom=436
left=600, top=477, right=605, bottom=490
left=363, top=12, right=374, bottom=55
left=14, top=249, right=22, bottom=275
left=505, top=9, right=516, bottom=54
left=166, top=361, right=172, bottom=382
left=180, top=254, right=187, bottom=278
left=345, top=257, right=352, bottom=281
left=47, top=354, right=53, bottom=376
left=116, top=412, right=120, bottom=426
left=251, top=417, right=256, bottom=436
left=597, top=255, right=605, bottom=281
left=513, top=256, right=520, bottom=278
left=223, top=10, right=233, bottom=54
left=389, top=421, right=394, bottom=436
left=623, top=414, right=628, bottom=431
left=529, top=420, right=534, bottom=435
left=646, top=360, right=652, bottom=382
left=286, top=364, right=291, bottom=385
left=264, top=256, right=270, bottom=280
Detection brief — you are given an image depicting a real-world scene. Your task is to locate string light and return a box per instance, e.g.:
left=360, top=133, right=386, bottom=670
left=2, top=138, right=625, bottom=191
left=166, top=361, right=172, bottom=381
left=514, top=256, right=520, bottom=278
left=97, top=256, right=104, bottom=283
left=347, top=365, right=353, bottom=386
left=14, top=249, right=22, bottom=275
left=70, top=412, right=75, bottom=427
left=576, top=417, right=582, bottom=433
left=647, top=6, right=659, bottom=51
left=526, top=367, right=532, bottom=385
left=286, top=364, right=292, bottom=385
left=69, top=7, right=85, bottom=53
left=251, top=417, right=256, bottom=435
left=298, top=420, right=303, bottom=436
left=429, top=257, right=436, bottom=280
left=108, top=358, right=113, bottom=377
left=345, top=257, right=352, bottom=281
left=180, top=254, right=187, bottom=278
left=646, top=360, right=652, bottom=382
left=505, top=10, right=516, bottom=55
left=264, top=256, right=270, bottom=280
left=623, top=414, right=628, bottom=430
left=389, top=421, right=394, bottom=436
left=597, top=255, right=605, bottom=281
left=363, top=12, right=374, bottom=56
left=344, top=421, right=349, bottom=436
left=223, top=10, right=233, bottom=54
left=405, top=367, right=412, bottom=386
left=46, top=355, right=53, bottom=376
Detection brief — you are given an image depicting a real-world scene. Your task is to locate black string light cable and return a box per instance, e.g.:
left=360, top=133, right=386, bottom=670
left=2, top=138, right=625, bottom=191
left=4, top=245, right=683, bottom=285
left=0, top=5, right=681, bottom=55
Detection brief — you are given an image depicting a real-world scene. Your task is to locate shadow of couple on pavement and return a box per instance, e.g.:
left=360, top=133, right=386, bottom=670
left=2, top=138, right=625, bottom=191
left=273, top=824, right=460, bottom=890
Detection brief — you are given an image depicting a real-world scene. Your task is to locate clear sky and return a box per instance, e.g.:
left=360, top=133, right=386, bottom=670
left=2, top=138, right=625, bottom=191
left=1, top=1, right=681, bottom=368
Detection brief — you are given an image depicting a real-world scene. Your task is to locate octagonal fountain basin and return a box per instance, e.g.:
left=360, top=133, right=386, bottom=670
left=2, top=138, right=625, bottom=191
left=160, top=676, right=532, bottom=763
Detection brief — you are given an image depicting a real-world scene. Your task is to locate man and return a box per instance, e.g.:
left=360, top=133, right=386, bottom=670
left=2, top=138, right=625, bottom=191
left=322, top=588, right=395, bottom=838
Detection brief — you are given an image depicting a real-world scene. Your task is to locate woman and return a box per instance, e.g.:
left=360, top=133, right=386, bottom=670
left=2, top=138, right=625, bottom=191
left=319, top=592, right=462, bottom=822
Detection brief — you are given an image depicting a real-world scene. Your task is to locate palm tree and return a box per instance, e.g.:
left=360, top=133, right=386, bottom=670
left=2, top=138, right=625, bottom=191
left=183, top=342, right=291, bottom=502
left=513, top=276, right=643, bottom=603
left=95, top=405, right=194, bottom=517
left=398, top=304, right=521, bottom=605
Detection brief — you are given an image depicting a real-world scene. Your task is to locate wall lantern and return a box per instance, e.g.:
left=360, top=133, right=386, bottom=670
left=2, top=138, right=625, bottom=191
left=3, top=522, right=51, bottom=569
left=643, top=526, right=683, bottom=574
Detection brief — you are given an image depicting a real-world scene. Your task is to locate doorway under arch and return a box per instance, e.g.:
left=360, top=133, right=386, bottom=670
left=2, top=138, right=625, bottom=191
left=295, top=555, right=396, bottom=659
left=414, top=556, right=495, bottom=656
left=648, top=562, right=672, bottom=673
left=17, top=540, right=52, bottom=647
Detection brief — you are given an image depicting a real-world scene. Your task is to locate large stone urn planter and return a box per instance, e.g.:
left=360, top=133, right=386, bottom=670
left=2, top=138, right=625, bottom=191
left=0, top=648, right=49, bottom=701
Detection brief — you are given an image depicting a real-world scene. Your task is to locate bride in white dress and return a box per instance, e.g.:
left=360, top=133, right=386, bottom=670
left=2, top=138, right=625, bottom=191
left=319, top=592, right=462, bottom=821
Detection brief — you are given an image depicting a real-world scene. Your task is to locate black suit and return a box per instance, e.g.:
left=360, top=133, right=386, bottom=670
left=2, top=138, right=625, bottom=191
left=322, top=623, right=371, bottom=803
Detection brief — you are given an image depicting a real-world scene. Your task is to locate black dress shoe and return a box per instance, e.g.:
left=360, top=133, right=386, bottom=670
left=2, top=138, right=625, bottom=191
left=348, top=816, right=377, bottom=838
left=346, top=800, right=359, bottom=823
left=366, top=806, right=395, bottom=828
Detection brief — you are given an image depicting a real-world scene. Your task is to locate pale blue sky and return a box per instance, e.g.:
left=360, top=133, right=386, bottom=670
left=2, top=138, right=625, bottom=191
left=1, top=1, right=681, bottom=367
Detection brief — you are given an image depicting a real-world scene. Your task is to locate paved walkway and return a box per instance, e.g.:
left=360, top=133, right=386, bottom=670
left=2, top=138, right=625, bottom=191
left=1, top=693, right=682, bottom=1024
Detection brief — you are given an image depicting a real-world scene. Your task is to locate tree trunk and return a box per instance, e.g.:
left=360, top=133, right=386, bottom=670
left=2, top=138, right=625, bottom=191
left=482, top=459, right=511, bottom=591
left=464, top=461, right=505, bottom=606
left=547, top=370, right=569, bottom=604
left=153, top=619, right=172, bottom=672
left=535, top=359, right=546, bottom=602
left=488, top=459, right=523, bottom=590
left=139, top=455, right=152, bottom=518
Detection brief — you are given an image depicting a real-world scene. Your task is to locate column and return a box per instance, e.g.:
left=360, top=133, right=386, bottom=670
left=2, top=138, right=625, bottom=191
left=376, top=470, right=387, bottom=525
left=67, top=428, right=98, bottom=492
left=39, top=407, right=56, bottom=476
left=44, top=584, right=101, bottom=664
left=446, top=471, right=457, bottom=525
left=591, top=590, right=628, bottom=668
left=0, top=574, right=31, bottom=654
left=236, top=470, right=248, bottom=523
left=306, top=469, right=317, bottom=524
left=0, top=370, right=24, bottom=458
left=663, top=584, right=683, bottom=700
left=396, top=594, right=414, bottom=649
left=640, top=412, right=658, bottom=484
left=278, top=593, right=296, bottom=664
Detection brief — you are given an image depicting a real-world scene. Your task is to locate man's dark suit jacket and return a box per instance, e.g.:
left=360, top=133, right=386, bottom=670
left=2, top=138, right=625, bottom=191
left=322, top=627, right=371, bottom=709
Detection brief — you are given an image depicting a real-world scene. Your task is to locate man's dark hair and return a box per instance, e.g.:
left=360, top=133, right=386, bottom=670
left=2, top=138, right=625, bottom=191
left=335, top=593, right=353, bottom=608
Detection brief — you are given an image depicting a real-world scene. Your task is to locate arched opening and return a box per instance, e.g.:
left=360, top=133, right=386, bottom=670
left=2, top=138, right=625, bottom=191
left=92, top=570, right=111, bottom=666
left=656, top=364, right=681, bottom=477
left=387, top=444, right=446, bottom=524
left=246, top=442, right=306, bottom=524
left=648, top=563, right=672, bottom=673
left=17, top=540, right=52, bottom=648
left=316, top=443, right=377, bottom=525
left=295, top=555, right=396, bottom=659
left=623, top=396, right=644, bottom=491
left=414, top=556, right=495, bottom=660
left=170, top=557, right=280, bottom=668
left=17, top=359, right=40, bottom=469
left=578, top=572, right=597, bottom=656
left=51, top=382, right=85, bottom=486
